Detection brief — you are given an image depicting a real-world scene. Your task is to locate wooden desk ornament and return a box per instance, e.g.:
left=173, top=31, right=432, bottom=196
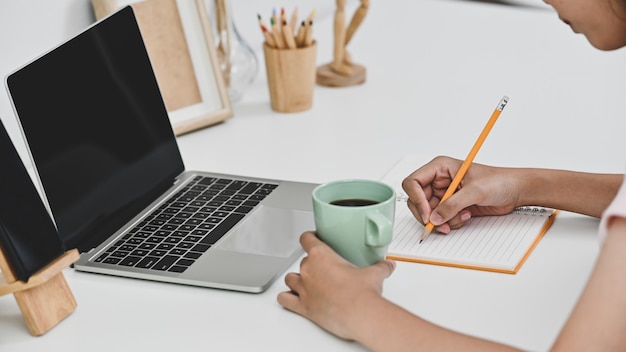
left=316, top=0, right=369, bottom=87
left=0, top=249, right=79, bottom=336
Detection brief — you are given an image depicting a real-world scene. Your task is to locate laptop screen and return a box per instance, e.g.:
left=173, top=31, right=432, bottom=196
left=6, top=7, right=185, bottom=252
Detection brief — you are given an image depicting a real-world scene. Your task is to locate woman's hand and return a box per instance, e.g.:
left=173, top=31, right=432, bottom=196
left=277, top=231, right=396, bottom=341
left=401, top=156, right=521, bottom=233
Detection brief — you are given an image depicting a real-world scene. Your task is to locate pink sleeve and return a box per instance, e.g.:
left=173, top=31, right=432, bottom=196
left=599, top=175, right=626, bottom=244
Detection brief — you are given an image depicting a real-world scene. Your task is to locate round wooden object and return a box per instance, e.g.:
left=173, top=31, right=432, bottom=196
left=316, top=63, right=366, bottom=87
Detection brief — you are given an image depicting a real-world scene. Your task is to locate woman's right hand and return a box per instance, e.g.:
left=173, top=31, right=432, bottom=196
left=401, top=156, right=523, bottom=234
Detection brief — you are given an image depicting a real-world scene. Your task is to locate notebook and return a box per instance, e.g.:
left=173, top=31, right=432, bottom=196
left=381, top=154, right=557, bottom=274
left=4, top=6, right=317, bottom=293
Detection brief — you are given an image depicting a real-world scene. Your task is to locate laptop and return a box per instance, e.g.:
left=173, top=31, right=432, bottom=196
left=4, top=6, right=317, bottom=293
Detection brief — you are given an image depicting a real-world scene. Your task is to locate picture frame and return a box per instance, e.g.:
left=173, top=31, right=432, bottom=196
left=92, top=0, right=232, bottom=136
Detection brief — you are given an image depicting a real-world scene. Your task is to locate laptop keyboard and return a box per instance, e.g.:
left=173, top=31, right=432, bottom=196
left=93, top=176, right=278, bottom=273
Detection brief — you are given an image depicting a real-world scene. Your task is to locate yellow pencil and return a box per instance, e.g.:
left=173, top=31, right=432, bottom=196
left=420, top=96, right=509, bottom=243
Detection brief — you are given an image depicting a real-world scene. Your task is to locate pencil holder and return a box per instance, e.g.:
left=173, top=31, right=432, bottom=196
left=263, top=42, right=317, bottom=113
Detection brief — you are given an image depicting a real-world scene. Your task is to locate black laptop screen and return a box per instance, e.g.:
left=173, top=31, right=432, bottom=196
left=6, top=7, right=185, bottom=252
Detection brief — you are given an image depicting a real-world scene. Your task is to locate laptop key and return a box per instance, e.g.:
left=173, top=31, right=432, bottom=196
left=168, top=265, right=187, bottom=273
left=136, top=256, right=160, bottom=269
left=176, top=258, right=195, bottom=267
left=170, top=248, right=187, bottom=256
left=234, top=206, right=254, bottom=214
left=103, top=257, right=121, bottom=264
left=191, top=244, right=210, bottom=253
left=197, top=177, right=217, bottom=185
left=200, top=213, right=245, bottom=245
left=184, top=251, right=203, bottom=259
left=239, top=182, right=262, bottom=194
left=176, top=242, right=194, bottom=249
left=153, top=255, right=179, bottom=271
left=119, top=256, right=142, bottom=266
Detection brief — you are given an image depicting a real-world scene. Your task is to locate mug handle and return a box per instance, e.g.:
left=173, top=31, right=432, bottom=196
left=365, top=211, right=393, bottom=247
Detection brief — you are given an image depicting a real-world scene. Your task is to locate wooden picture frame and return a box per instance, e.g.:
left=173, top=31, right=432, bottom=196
left=92, top=0, right=232, bottom=136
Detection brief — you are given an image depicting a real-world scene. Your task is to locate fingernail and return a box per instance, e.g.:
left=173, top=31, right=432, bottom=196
left=430, top=212, right=443, bottom=225
left=460, top=211, right=471, bottom=221
left=389, top=260, right=396, bottom=269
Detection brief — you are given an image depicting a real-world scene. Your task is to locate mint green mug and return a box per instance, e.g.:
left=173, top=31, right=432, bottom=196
left=312, top=179, right=395, bottom=267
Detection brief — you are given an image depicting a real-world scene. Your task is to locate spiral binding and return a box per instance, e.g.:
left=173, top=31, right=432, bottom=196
left=396, top=193, right=409, bottom=202
left=397, top=193, right=548, bottom=217
left=513, top=206, right=549, bottom=215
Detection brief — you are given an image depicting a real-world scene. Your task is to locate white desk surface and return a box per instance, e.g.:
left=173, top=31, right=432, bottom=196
left=1, top=0, right=625, bottom=351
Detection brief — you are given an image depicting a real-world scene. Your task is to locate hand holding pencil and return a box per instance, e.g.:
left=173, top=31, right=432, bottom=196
left=417, top=96, right=509, bottom=243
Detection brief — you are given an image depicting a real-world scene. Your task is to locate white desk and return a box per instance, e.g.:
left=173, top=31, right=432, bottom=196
left=1, top=0, right=625, bottom=351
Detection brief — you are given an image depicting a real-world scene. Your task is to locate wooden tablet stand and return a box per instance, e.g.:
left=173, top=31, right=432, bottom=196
left=0, top=248, right=79, bottom=336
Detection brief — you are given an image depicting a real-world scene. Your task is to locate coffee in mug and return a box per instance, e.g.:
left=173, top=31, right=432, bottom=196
left=312, top=179, right=395, bottom=267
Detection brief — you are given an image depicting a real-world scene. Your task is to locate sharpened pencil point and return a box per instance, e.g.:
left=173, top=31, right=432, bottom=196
left=419, top=239, right=423, bottom=244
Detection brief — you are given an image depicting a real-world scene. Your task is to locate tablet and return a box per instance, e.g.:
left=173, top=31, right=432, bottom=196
left=0, top=120, right=65, bottom=281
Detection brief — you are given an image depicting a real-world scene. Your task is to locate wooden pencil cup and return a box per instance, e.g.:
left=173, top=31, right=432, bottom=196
left=0, top=248, right=79, bottom=336
left=263, top=42, right=317, bottom=113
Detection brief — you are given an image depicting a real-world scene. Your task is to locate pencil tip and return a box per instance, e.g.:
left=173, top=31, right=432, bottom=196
left=419, top=239, right=423, bottom=244
left=420, top=226, right=432, bottom=244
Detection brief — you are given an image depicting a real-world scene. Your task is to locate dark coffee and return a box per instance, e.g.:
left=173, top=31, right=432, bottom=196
left=330, top=198, right=379, bottom=207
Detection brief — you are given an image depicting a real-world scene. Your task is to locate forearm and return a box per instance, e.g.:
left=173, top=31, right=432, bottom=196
left=350, top=293, right=520, bottom=352
left=515, top=169, right=622, bottom=217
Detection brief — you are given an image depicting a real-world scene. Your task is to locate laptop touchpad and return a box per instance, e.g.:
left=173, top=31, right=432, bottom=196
left=215, top=206, right=314, bottom=258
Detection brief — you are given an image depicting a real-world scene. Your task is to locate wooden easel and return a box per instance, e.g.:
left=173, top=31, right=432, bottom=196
left=0, top=247, right=79, bottom=336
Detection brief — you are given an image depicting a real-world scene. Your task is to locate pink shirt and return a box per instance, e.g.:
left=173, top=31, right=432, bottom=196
left=599, top=174, right=626, bottom=244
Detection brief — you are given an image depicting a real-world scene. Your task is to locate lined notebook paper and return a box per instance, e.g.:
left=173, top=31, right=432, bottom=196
left=382, top=155, right=557, bottom=274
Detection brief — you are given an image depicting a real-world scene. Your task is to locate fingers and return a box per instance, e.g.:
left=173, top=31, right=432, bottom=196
left=406, top=187, right=473, bottom=234
left=299, top=230, right=322, bottom=252
left=372, top=259, right=396, bottom=279
left=402, top=156, right=462, bottom=224
left=430, top=189, right=476, bottom=225
left=277, top=290, right=302, bottom=315
left=278, top=272, right=303, bottom=314
left=284, top=272, right=301, bottom=292
left=402, top=171, right=435, bottom=224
